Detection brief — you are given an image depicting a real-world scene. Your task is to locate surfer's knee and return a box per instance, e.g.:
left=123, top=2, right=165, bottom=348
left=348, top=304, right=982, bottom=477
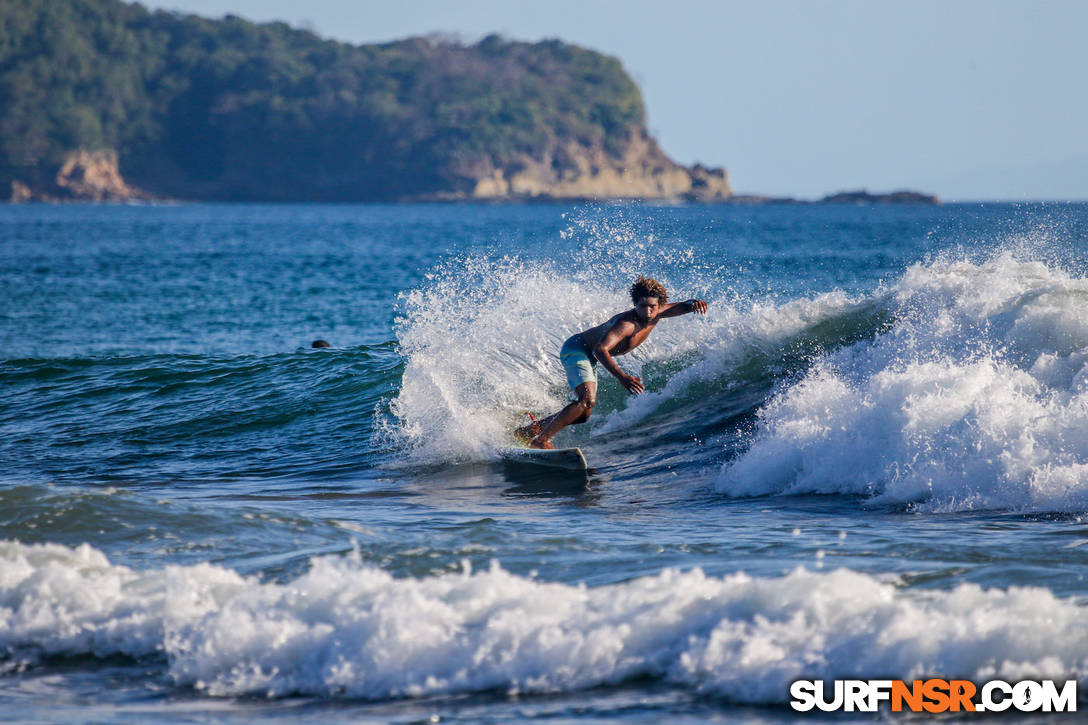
left=568, top=383, right=596, bottom=424
left=573, top=396, right=595, bottom=423
left=576, top=385, right=596, bottom=408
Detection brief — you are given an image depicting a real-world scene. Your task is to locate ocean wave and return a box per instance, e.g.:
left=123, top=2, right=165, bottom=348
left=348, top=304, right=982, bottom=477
left=386, top=253, right=889, bottom=461
left=389, top=247, right=1088, bottom=512
left=718, top=254, right=1088, bottom=512
left=0, top=346, right=401, bottom=481
left=1, top=541, right=1084, bottom=700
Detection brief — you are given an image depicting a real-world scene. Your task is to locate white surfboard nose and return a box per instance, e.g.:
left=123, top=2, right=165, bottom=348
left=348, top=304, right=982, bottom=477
left=500, top=446, right=588, bottom=471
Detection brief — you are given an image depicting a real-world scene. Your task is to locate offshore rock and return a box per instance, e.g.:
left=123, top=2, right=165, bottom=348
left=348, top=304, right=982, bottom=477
left=685, top=164, right=731, bottom=202
left=725, top=189, right=940, bottom=205
left=820, top=189, right=940, bottom=204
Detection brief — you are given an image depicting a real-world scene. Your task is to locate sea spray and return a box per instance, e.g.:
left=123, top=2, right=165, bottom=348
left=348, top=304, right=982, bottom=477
left=386, top=255, right=622, bottom=460
left=383, top=212, right=735, bottom=461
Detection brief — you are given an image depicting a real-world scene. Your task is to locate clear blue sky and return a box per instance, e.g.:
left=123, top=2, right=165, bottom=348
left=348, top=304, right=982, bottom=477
left=146, top=0, right=1088, bottom=201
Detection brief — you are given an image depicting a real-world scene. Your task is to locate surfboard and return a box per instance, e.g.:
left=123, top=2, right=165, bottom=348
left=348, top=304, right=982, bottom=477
left=500, top=446, right=588, bottom=471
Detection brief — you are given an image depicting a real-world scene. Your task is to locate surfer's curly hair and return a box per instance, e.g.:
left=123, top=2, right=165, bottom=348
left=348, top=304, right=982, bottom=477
left=630, top=276, right=668, bottom=304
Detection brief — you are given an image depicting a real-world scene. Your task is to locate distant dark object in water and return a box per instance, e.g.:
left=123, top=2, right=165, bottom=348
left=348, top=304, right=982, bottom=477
left=820, top=189, right=940, bottom=205
left=726, top=189, right=940, bottom=205
left=312, top=340, right=330, bottom=348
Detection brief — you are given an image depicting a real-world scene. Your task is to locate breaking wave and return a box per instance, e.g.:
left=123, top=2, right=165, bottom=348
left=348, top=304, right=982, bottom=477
left=385, top=253, right=886, bottom=463
left=718, top=254, right=1088, bottom=512
left=1, top=541, right=1085, bottom=700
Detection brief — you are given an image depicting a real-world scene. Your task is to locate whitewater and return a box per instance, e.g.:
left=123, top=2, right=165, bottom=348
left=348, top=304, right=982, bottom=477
left=2, top=202, right=1087, bottom=722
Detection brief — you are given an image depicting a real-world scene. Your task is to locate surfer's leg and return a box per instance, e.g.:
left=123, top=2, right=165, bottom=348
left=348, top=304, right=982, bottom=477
left=528, top=338, right=598, bottom=448
left=571, top=381, right=596, bottom=424
left=530, top=382, right=595, bottom=448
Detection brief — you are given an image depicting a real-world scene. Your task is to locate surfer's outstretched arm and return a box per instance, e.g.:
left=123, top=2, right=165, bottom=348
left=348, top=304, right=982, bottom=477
left=657, top=299, right=709, bottom=318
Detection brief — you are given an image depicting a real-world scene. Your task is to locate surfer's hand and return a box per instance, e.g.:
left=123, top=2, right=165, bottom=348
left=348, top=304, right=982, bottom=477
left=688, top=299, right=708, bottom=315
left=622, top=375, right=644, bottom=395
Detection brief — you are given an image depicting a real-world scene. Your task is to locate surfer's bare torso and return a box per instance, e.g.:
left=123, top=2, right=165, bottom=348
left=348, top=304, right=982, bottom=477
left=576, top=310, right=656, bottom=360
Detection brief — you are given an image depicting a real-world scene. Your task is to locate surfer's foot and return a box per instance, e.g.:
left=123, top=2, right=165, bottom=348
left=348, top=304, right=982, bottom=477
left=514, top=420, right=542, bottom=444
left=529, top=436, right=555, bottom=450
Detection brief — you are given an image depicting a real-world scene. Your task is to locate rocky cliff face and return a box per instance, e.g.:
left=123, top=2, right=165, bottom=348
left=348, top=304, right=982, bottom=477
left=10, top=149, right=150, bottom=203
left=10, top=138, right=730, bottom=204
left=460, top=128, right=730, bottom=202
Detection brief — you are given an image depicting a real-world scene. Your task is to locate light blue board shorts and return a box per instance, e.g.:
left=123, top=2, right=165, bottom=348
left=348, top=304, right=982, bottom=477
left=560, top=334, right=597, bottom=399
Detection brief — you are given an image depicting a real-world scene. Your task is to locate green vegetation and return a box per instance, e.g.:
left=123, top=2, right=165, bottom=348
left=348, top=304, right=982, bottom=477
left=0, top=0, right=647, bottom=199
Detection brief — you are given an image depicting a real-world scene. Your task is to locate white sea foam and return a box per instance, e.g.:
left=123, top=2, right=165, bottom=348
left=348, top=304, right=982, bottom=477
left=2, top=541, right=1085, bottom=700
left=718, top=254, right=1088, bottom=512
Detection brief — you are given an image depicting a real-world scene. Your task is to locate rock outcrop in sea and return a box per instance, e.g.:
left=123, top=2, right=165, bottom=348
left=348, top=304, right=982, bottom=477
left=820, top=189, right=940, bottom=204
left=726, top=189, right=941, bottom=205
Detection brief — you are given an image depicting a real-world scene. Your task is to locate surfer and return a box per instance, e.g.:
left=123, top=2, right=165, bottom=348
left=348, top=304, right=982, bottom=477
left=516, top=276, right=708, bottom=449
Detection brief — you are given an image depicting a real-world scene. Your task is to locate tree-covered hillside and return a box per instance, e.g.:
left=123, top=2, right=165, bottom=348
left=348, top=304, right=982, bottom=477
left=1, top=0, right=661, bottom=200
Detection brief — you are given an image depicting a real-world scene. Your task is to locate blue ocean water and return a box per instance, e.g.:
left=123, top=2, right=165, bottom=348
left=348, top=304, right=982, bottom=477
left=2, top=201, right=1088, bottom=722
